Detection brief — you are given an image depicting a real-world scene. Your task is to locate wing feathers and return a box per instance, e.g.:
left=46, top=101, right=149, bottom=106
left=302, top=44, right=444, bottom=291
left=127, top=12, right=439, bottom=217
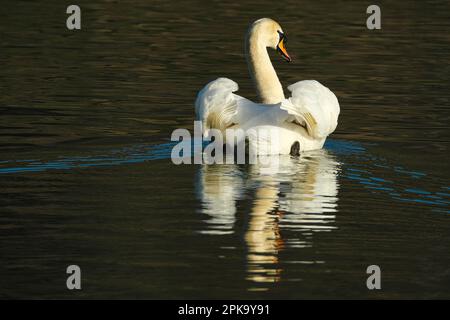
left=282, top=80, right=340, bottom=139
left=195, top=78, right=239, bottom=136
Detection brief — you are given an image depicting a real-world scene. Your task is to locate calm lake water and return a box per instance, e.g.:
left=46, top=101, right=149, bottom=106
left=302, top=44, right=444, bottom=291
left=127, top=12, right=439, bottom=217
left=1, top=0, right=449, bottom=299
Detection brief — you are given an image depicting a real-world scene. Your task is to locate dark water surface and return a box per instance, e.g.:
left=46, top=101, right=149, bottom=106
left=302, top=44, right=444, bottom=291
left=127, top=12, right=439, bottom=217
left=1, top=0, right=449, bottom=298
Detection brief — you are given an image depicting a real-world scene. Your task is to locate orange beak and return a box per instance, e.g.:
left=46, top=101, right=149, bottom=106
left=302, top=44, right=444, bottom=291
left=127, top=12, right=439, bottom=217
left=277, top=37, right=291, bottom=62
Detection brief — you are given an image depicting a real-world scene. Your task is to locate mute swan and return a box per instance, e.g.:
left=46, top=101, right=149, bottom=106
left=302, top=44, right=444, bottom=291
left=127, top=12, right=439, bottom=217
left=195, top=18, right=340, bottom=156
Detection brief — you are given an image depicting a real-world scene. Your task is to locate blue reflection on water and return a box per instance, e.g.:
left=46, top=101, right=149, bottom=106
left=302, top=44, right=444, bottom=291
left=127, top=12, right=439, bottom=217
left=328, top=141, right=449, bottom=213
left=0, top=139, right=448, bottom=213
left=0, top=142, right=175, bottom=174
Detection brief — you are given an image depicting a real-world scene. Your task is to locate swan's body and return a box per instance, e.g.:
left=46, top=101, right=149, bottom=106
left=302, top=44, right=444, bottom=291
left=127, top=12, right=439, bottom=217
left=195, top=18, right=340, bottom=155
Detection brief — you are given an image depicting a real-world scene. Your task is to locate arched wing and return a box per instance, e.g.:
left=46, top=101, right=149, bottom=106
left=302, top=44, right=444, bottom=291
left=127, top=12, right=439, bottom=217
left=281, top=80, right=340, bottom=139
left=195, top=78, right=239, bottom=137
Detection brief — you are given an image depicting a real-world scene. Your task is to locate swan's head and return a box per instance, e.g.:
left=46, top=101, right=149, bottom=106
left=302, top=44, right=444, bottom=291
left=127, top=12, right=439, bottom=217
left=248, top=18, right=291, bottom=62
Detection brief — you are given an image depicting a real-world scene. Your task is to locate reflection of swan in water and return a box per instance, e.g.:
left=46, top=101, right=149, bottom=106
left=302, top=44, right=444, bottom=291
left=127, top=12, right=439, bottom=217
left=196, top=149, right=340, bottom=288
left=195, top=165, right=244, bottom=235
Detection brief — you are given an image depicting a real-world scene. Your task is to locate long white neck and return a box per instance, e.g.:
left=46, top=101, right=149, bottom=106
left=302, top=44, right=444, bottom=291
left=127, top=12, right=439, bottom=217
left=245, top=30, right=285, bottom=104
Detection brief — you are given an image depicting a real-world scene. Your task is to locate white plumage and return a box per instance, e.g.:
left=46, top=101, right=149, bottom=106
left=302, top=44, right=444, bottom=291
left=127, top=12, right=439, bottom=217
left=195, top=18, right=340, bottom=155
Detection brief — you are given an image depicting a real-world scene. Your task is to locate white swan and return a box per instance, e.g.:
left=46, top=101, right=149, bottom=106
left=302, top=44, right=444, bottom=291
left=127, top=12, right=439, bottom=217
left=195, top=18, right=340, bottom=155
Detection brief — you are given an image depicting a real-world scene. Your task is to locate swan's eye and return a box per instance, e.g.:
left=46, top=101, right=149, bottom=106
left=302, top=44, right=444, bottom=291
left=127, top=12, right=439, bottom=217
left=277, top=30, right=287, bottom=44
left=277, top=30, right=283, bottom=41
